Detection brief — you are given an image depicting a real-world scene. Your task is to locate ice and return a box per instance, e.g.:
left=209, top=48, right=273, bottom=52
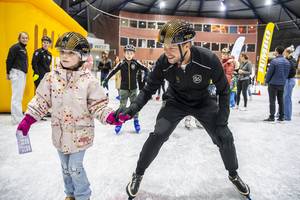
left=0, top=82, right=300, bottom=200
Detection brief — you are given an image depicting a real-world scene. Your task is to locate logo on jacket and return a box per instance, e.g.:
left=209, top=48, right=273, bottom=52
left=192, top=74, right=202, bottom=84
left=131, top=63, right=136, bottom=70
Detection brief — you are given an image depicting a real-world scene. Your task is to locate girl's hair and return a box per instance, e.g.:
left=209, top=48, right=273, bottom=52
left=241, top=53, right=248, bottom=60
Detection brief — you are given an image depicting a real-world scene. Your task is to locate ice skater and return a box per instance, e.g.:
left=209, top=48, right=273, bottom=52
left=102, top=44, right=149, bottom=134
left=16, top=32, right=123, bottom=200
left=118, top=20, right=251, bottom=199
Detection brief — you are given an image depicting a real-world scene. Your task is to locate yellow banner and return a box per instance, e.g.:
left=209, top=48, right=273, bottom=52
left=257, top=22, right=275, bottom=84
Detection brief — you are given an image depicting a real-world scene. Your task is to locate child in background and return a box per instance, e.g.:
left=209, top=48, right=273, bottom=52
left=230, top=74, right=238, bottom=108
left=17, top=32, right=123, bottom=200
left=102, top=44, right=149, bottom=134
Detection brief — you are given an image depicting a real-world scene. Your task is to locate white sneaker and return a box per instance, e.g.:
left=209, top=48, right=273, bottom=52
left=239, top=107, right=247, bottom=111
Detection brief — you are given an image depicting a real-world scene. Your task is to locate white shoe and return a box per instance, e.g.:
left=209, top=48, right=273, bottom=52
left=239, top=107, right=247, bottom=111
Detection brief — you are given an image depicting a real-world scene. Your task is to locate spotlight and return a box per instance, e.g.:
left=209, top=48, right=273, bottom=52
left=159, top=1, right=166, bottom=9
left=220, top=2, right=226, bottom=11
left=265, top=0, right=272, bottom=6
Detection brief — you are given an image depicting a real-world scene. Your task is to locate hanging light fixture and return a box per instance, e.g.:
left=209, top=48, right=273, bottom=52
left=220, top=0, right=226, bottom=11
left=265, top=0, right=272, bottom=6
left=159, top=1, right=166, bottom=9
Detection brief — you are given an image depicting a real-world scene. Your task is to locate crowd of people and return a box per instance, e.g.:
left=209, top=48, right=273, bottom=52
left=5, top=19, right=299, bottom=200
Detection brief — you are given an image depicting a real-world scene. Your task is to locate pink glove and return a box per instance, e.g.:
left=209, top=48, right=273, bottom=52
left=118, top=113, right=131, bottom=123
left=17, top=114, right=37, bottom=136
left=106, top=112, right=122, bottom=126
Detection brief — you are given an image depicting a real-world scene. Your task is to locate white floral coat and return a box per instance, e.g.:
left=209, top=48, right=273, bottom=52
left=26, top=67, right=112, bottom=154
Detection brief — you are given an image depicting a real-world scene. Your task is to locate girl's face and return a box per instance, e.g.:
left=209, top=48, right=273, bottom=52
left=124, top=50, right=135, bottom=60
left=59, top=50, right=81, bottom=68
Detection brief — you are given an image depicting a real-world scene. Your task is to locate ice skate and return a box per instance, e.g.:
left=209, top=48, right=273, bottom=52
left=115, top=124, right=122, bottom=134
left=229, top=174, right=251, bottom=199
left=133, top=118, right=141, bottom=133
left=126, top=173, right=143, bottom=199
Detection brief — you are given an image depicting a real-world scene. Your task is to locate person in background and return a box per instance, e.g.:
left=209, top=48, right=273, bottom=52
left=114, top=56, right=121, bottom=100
left=230, top=74, right=238, bottom=108
left=102, top=44, right=149, bottom=134
left=221, top=48, right=235, bottom=84
left=16, top=32, right=123, bottom=200
left=98, top=51, right=112, bottom=91
left=264, top=46, right=290, bottom=122
left=283, top=45, right=297, bottom=121
left=236, top=53, right=252, bottom=111
left=6, top=32, right=29, bottom=125
left=32, top=36, right=52, bottom=89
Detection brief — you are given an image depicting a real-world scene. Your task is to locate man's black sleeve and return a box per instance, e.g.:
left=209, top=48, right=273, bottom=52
left=211, top=54, right=230, bottom=126
left=105, top=62, right=122, bottom=81
left=6, top=45, right=18, bottom=74
left=31, top=50, right=40, bottom=74
left=132, top=60, right=164, bottom=111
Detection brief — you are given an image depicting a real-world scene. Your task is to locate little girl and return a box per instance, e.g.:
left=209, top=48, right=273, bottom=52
left=17, top=32, right=122, bottom=200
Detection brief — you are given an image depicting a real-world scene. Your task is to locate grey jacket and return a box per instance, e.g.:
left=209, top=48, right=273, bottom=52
left=238, top=60, right=252, bottom=81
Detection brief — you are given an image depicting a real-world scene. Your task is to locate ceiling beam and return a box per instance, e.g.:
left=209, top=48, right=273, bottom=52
left=108, top=0, right=135, bottom=13
left=197, top=0, right=204, bottom=16
left=145, top=0, right=160, bottom=13
left=276, top=0, right=300, bottom=18
left=71, top=0, right=97, bottom=17
left=277, top=0, right=300, bottom=29
left=172, top=0, right=183, bottom=15
left=240, top=0, right=265, bottom=23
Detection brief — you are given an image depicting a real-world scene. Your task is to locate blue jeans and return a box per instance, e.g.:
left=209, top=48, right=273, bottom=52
left=230, top=92, right=236, bottom=108
left=58, top=150, right=91, bottom=200
left=284, top=78, right=296, bottom=120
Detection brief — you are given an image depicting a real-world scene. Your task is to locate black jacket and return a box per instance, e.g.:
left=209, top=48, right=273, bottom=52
left=6, top=42, right=28, bottom=74
left=133, top=46, right=230, bottom=126
left=287, top=56, right=297, bottom=79
left=98, top=59, right=112, bottom=74
left=32, top=48, right=52, bottom=77
left=106, top=59, right=149, bottom=90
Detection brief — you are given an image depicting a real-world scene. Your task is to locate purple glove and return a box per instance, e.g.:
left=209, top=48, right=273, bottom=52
left=118, top=113, right=131, bottom=123
left=106, top=112, right=122, bottom=125
left=17, top=114, right=37, bottom=136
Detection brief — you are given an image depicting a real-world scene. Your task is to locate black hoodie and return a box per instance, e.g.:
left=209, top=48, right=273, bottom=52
left=6, top=42, right=28, bottom=74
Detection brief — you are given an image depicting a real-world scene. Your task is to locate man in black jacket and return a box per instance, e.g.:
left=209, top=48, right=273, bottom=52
left=98, top=51, right=112, bottom=90
left=6, top=32, right=29, bottom=124
left=119, top=20, right=250, bottom=199
left=103, top=44, right=149, bottom=134
left=32, top=36, right=52, bottom=88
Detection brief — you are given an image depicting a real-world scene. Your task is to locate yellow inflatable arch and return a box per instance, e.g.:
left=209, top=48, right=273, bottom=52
left=0, top=0, right=87, bottom=112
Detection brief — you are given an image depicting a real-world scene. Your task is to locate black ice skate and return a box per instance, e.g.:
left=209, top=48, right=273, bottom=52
left=126, top=173, right=143, bottom=199
left=229, top=174, right=251, bottom=199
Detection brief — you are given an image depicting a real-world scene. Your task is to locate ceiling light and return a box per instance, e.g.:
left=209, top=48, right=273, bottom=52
left=265, top=0, right=272, bottom=6
left=159, top=1, right=166, bottom=9
left=220, top=2, right=226, bottom=11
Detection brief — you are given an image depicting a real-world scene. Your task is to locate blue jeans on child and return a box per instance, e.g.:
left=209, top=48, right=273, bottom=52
left=58, top=150, right=91, bottom=200
left=230, top=92, right=236, bottom=108
left=284, top=78, right=296, bottom=120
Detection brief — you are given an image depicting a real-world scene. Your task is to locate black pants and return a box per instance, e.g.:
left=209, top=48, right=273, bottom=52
left=236, top=79, right=249, bottom=107
left=268, top=84, right=284, bottom=119
left=135, top=98, right=238, bottom=175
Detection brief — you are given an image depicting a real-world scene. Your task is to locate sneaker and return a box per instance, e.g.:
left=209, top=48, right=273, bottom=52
left=239, top=107, right=247, bottom=111
left=229, top=174, right=250, bottom=196
left=278, top=118, right=284, bottom=122
left=126, top=173, right=143, bottom=198
left=263, top=117, right=275, bottom=122
left=115, top=125, right=122, bottom=134
left=65, top=197, right=75, bottom=200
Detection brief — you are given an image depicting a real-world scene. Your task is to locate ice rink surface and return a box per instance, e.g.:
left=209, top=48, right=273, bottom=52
left=1, top=83, right=300, bottom=200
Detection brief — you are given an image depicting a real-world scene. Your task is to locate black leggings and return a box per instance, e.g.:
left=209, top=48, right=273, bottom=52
left=135, top=99, right=238, bottom=175
left=236, top=79, right=249, bottom=107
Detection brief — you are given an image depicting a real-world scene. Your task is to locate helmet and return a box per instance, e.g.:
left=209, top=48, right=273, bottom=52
left=124, top=44, right=135, bottom=52
left=41, top=35, right=52, bottom=43
left=158, top=20, right=195, bottom=45
left=55, top=32, right=90, bottom=57
left=221, top=48, right=230, bottom=54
